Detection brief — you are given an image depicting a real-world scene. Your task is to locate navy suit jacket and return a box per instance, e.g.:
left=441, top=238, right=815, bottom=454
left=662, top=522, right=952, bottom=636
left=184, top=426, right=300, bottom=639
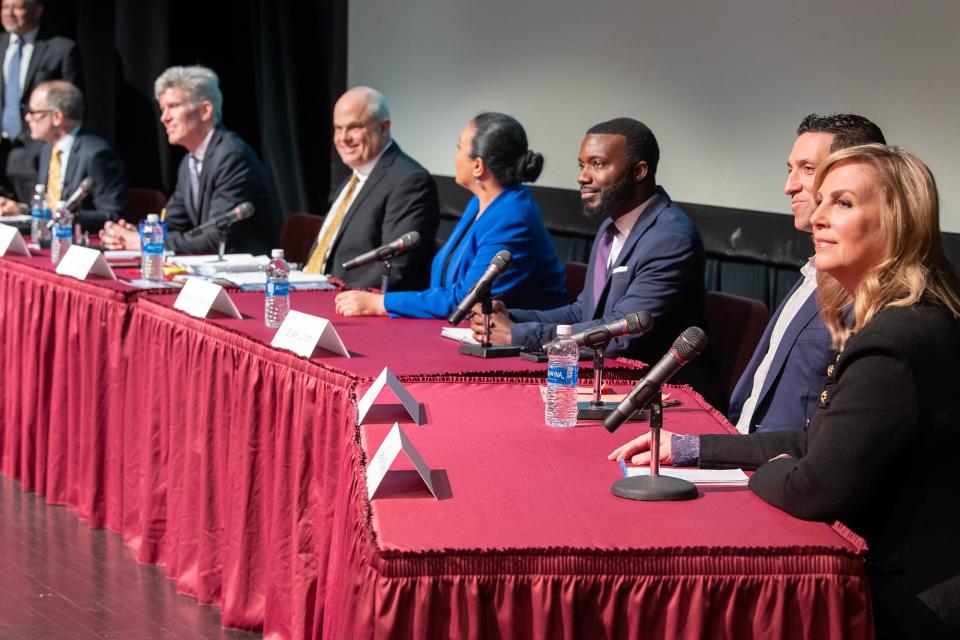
left=37, top=130, right=127, bottom=232
left=383, top=185, right=565, bottom=318
left=164, top=126, right=280, bottom=255
left=320, top=142, right=439, bottom=291
left=510, top=187, right=723, bottom=406
left=727, top=274, right=834, bottom=433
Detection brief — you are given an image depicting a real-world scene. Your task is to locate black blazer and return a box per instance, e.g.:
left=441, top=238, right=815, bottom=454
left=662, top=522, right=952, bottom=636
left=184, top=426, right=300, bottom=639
left=0, top=31, right=83, bottom=142
left=701, top=303, right=960, bottom=637
left=37, top=130, right=127, bottom=232
left=164, top=126, right=280, bottom=255
left=320, top=142, right=439, bottom=291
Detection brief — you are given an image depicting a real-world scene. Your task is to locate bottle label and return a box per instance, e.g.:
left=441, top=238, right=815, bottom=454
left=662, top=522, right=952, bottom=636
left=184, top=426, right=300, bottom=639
left=266, top=281, right=289, bottom=297
left=31, top=207, right=42, bottom=220
left=547, top=364, right=578, bottom=387
left=53, top=225, right=72, bottom=239
left=143, top=241, right=164, bottom=255
left=42, top=207, right=52, bottom=220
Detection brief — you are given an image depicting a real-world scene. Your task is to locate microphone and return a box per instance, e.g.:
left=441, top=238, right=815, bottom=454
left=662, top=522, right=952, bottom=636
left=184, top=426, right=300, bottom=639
left=341, top=231, right=420, bottom=270
left=603, top=326, right=707, bottom=433
left=570, top=311, right=654, bottom=348
left=447, top=250, right=512, bottom=325
left=185, top=202, right=255, bottom=239
left=63, top=177, right=94, bottom=212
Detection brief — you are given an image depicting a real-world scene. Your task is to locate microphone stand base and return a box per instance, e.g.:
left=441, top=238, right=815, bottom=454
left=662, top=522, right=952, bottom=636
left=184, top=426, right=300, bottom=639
left=458, top=344, right=522, bottom=358
left=611, top=475, right=698, bottom=501
left=577, top=401, right=647, bottom=421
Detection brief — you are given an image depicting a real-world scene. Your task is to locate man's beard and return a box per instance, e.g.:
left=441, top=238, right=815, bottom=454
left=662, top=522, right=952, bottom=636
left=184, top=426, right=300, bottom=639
left=582, top=171, right=633, bottom=220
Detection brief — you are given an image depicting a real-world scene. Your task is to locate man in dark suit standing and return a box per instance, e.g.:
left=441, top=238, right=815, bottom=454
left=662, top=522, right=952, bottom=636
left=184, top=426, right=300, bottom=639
left=0, top=0, right=82, bottom=204
left=472, top=118, right=722, bottom=407
left=302, top=86, right=438, bottom=290
left=726, top=113, right=886, bottom=434
left=100, top=65, right=279, bottom=255
left=0, top=80, right=125, bottom=230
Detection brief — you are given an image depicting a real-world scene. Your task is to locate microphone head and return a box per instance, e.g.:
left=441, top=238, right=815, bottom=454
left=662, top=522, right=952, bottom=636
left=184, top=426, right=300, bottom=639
left=672, top=326, right=707, bottom=363
left=233, top=202, right=255, bottom=220
left=400, top=231, right=420, bottom=247
left=492, top=249, right=511, bottom=270
left=623, top=311, right=654, bottom=336
left=78, top=176, right=94, bottom=192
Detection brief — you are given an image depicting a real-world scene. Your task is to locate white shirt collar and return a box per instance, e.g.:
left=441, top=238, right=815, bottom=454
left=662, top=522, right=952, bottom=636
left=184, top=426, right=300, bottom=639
left=54, top=124, right=81, bottom=154
left=611, top=191, right=657, bottom=238
left=191, top=128, right=216, bottom=164
left=9, top=26, right=39, bottom=46
left=352, top=139, right=393, bottom=180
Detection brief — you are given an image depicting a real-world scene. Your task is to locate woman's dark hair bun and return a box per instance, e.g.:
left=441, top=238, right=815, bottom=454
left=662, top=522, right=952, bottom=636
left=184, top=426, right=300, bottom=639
left=515, top=150, right=543, bottom=183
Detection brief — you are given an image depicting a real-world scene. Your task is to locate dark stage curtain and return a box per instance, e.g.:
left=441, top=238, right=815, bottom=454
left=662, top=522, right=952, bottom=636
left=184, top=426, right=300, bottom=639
left=40, top=0, right=342, bottom=220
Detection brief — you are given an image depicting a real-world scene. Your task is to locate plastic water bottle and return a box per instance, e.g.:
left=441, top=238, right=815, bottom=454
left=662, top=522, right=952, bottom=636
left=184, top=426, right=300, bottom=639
left=49, top=202, right=73, bottom=265
left=545, top=324, right=579, bottom=427
left=139, top=213, right=166, bottom=281
left=264, top=248, right=291, bottom=328
left=30, top=184, right=51, bottom=246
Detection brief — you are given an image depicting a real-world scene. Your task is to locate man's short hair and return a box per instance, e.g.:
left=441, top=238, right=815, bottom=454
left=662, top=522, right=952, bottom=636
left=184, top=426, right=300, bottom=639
left=154, top=65, right=223, bottom=123
left=797, top=113, right=886, bottom=152
left=39, top=80, right=84, bottom=122
left=586, top=117, right=660, bottom=178
left=348, top=85, right=390, bottom=123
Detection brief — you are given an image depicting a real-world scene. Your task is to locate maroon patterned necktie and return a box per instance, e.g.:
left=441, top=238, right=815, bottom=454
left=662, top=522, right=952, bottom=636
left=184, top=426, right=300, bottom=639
left=592, top=225, right=615, bottom=308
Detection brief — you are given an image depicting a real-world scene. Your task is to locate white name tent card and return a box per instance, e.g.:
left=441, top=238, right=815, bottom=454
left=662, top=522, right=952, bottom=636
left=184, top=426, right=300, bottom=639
left=173, top=278, right=242, bottom=319
left=270, top=310, right=350, bottom=358
left=366, top=423, right=438, bottom=500
left=0, top=224, right=30, bottom=256
left=357, top=367, right=424, bottom=425
left=55, top=245, right=117, bottom=280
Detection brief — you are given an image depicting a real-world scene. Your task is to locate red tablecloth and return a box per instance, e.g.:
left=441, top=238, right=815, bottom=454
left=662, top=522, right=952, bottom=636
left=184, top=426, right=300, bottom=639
left=137, top=288, right=644, bottom=381
left=324, top=382, right=872, bottom=639
left=1, top=260, right=873, bottom=639
left=0, top=253, right=148, bottom=529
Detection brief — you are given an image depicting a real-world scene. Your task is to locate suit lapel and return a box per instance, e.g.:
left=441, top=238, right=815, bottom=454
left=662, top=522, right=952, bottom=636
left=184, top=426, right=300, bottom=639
left=340, top=143, right=397, bottom=228
left=0, top=33, right=8, bottom=112
left=755, top=284, right=819, bottom=402
left=61, top=134, right=82, bottom=195
left=23, top=39, right=45, bottom=94
left=196, top=127, right=223, bottom=219
left=590, top=189, right=670, bottom=318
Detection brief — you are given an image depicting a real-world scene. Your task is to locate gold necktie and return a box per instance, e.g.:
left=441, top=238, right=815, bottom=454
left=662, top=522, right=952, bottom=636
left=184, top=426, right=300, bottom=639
left=46, top=148, right=63, bottom=209
left=304, top=173, right=359, bottom=274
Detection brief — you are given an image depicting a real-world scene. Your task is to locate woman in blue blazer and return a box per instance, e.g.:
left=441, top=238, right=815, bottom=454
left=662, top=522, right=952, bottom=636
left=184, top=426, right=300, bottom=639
left=334, top=113, right=566, bottom=318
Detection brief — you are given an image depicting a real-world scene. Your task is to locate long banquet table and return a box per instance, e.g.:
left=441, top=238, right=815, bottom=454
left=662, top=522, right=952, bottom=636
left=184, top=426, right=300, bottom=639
left=0, top=255, right=873, bottom=639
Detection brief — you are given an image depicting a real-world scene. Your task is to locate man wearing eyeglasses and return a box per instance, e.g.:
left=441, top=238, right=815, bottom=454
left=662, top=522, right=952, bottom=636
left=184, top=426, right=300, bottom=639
left=0, top=80, right=126, bottom=229
left=0, top=0, right=82, bottom=204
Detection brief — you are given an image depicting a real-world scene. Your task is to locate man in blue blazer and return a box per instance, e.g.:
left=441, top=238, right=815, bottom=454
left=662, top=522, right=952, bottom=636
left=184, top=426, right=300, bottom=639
left=727, top=113, right=886, bottom=433
left=4, top=81, right=126, bottom=232
left=472, top=118, right=723, bottom=408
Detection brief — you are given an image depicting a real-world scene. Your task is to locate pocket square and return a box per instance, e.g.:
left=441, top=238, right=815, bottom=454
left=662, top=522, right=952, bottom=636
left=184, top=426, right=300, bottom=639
left=612, top=265, right=629, bottom=274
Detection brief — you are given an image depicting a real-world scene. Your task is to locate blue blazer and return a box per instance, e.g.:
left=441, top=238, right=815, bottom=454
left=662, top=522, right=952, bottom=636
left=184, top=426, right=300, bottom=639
left=510, top=187, right=723, bottom=406
left=727, top=276, right=834, bottom=432
left=37, top=130, right=127, bottom=232
left=384, top=185, right=566, bottom=319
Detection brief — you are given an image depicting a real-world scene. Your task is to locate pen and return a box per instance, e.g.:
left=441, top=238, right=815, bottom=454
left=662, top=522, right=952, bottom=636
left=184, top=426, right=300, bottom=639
left=619, top=459, right=628, bottom=478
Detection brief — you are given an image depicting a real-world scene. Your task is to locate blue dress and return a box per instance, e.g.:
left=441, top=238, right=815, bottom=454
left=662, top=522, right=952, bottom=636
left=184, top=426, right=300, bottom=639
left=383, top=185, right=566, bottom=319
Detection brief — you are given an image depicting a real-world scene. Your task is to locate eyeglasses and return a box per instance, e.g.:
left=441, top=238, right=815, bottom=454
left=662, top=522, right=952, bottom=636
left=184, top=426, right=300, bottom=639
left=20, top=105, right=52, bottom=119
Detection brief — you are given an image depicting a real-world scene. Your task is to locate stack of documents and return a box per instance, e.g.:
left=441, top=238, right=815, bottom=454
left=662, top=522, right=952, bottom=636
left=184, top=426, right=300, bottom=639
left=623, top=466, right=749, bottom=485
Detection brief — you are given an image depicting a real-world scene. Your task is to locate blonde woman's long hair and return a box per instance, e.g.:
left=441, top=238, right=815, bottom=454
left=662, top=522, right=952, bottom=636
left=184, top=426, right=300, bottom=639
left=814, top=144, right=960, bottom=349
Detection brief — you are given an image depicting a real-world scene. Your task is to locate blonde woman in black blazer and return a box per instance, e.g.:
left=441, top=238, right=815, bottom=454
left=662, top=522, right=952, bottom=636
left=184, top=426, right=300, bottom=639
left=611, top=145, right=960, bottom=638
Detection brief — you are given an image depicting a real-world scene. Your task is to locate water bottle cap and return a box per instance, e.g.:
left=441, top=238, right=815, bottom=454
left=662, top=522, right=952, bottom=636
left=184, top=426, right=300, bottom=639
left=271, top=249, right=284, bottom=259
left=146, top=213, right=160, bottom=223
left=556, top=324, right=572, bottom=336
left=34, top=184, right=45, bottom=194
